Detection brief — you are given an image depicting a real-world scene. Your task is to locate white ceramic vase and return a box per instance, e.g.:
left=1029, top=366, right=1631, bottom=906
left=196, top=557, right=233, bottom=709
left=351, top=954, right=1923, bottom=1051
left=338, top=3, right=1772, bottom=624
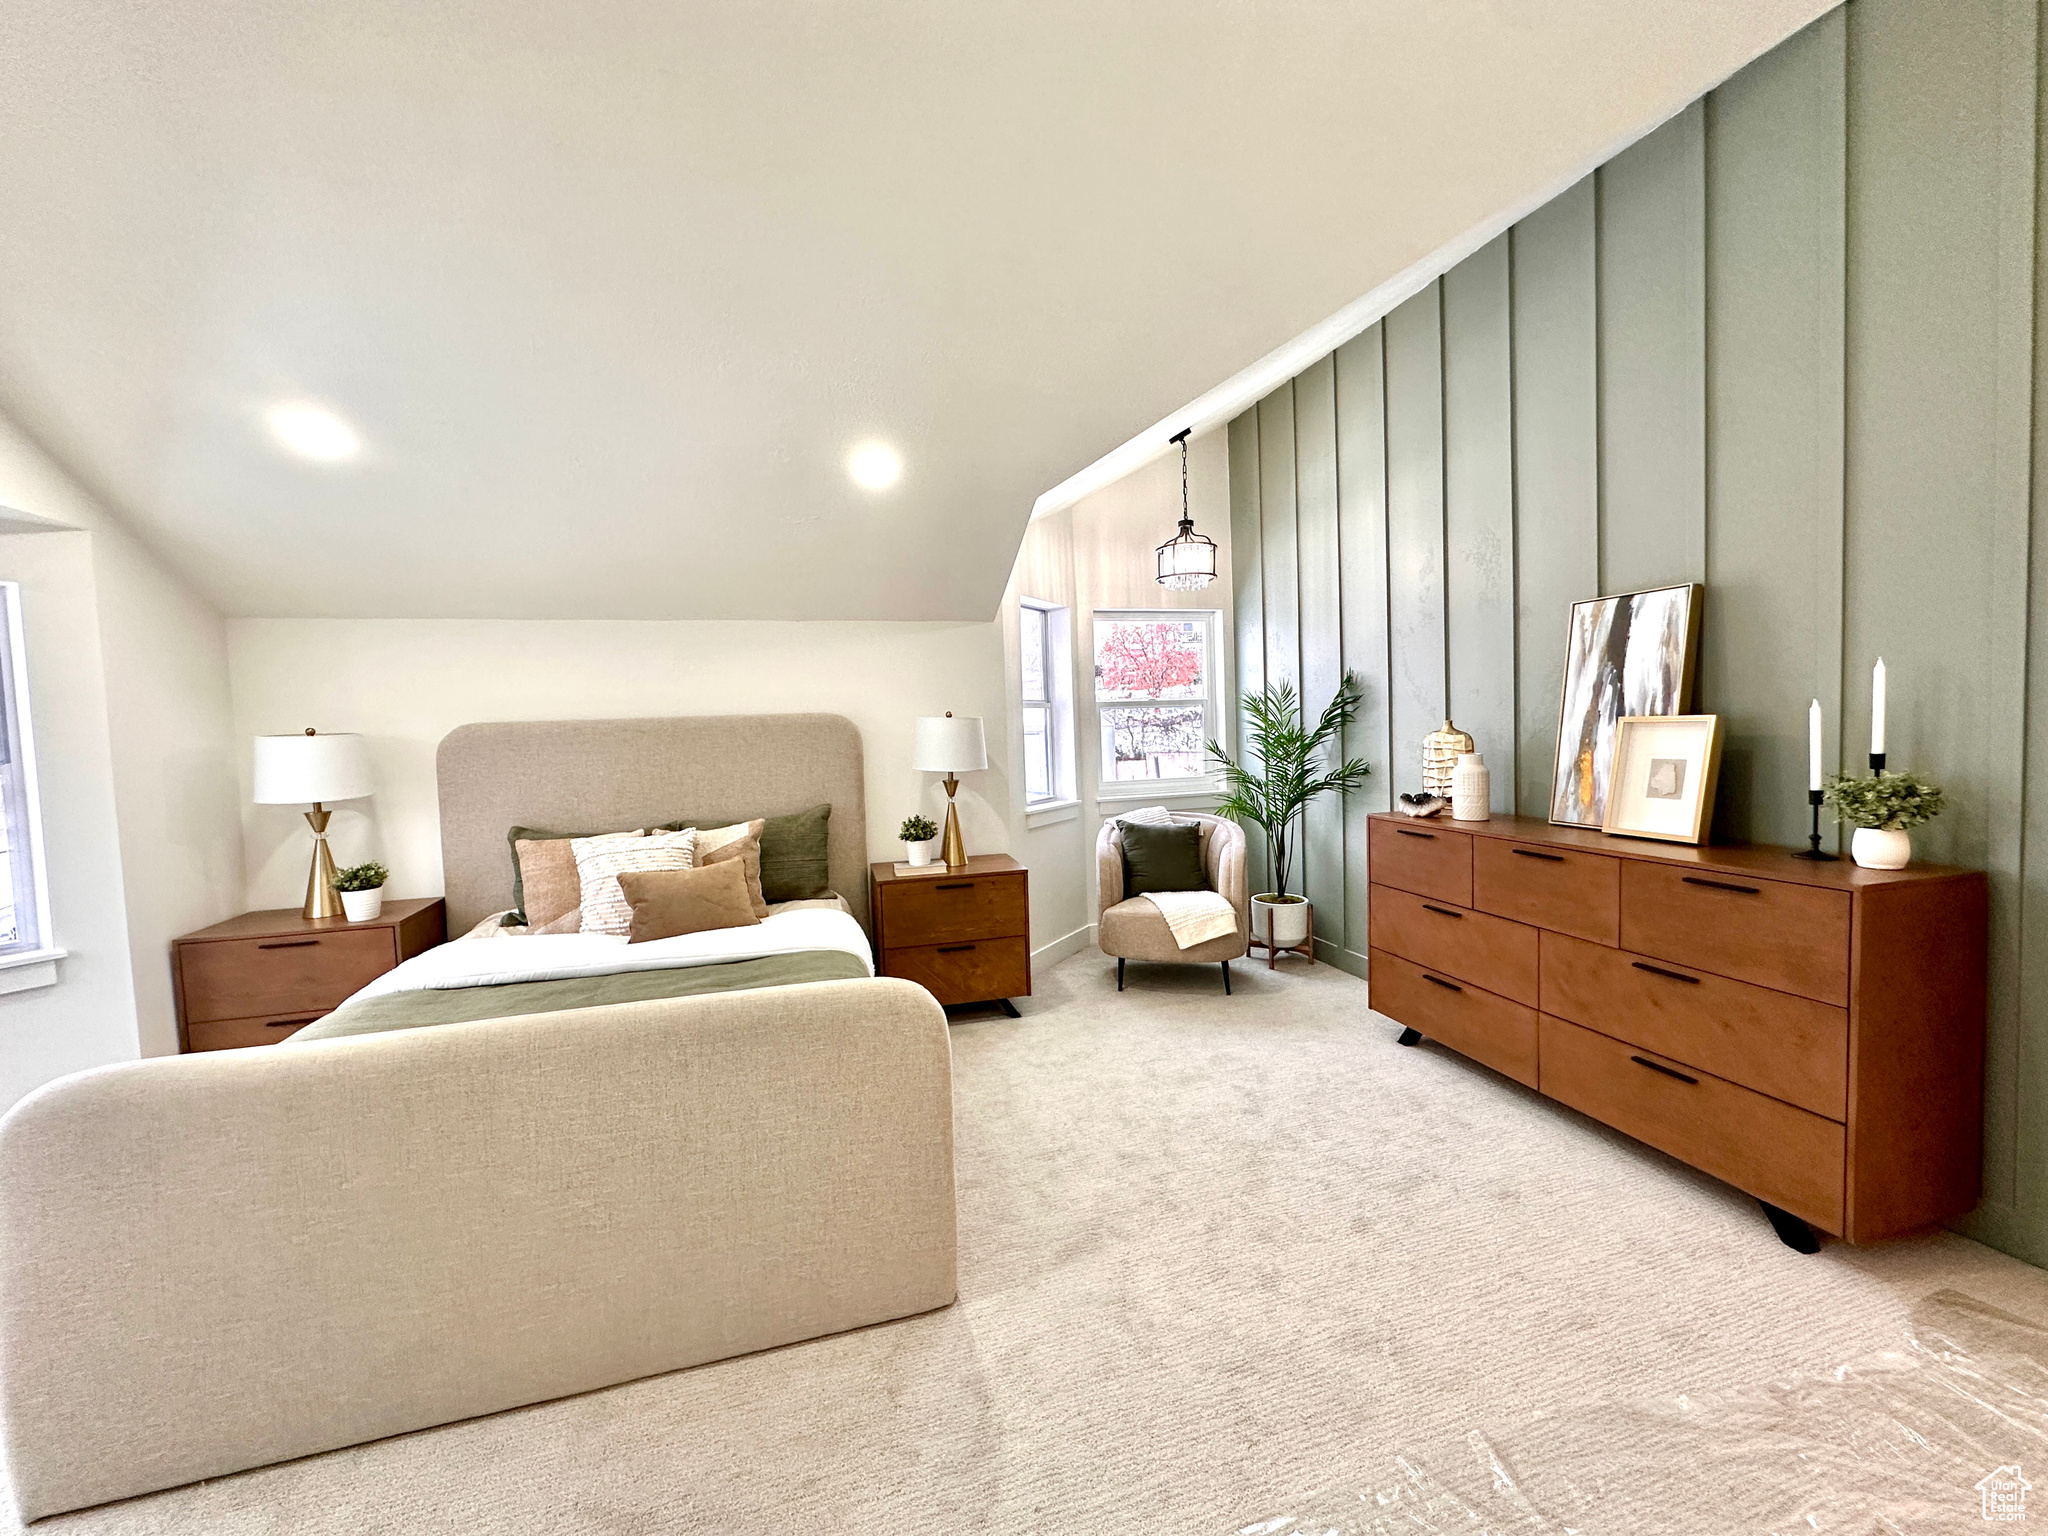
left=905, top=840, right=935, bottom=867
left=1851, top=826, right=1912, bottom=870
left=1252, top=895, right=1310, bottom=949
left=1450, top=752, right=1490, bottom=822
left=340, top=887, right=385, bottom=922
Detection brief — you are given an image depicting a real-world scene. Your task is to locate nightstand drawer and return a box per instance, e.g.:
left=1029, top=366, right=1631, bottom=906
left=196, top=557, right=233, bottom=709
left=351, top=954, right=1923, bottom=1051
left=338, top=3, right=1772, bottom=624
left=178, top=929, right=397, bottom=1023
left=880, top=873, right=1028, bottom=945
left=186, top=1013, right=325, bottom=1051
left=882, top=937, right=1030, bottom=1006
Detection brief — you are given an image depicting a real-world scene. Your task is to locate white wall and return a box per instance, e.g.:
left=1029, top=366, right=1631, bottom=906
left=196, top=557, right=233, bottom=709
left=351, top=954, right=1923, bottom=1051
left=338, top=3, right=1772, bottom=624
left=227, top=619, right=1012, bottom=915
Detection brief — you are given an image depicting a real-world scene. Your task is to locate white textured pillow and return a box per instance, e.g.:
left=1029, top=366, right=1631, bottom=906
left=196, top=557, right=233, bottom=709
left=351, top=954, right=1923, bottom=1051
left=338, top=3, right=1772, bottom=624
left=574, top=828, right=698, bottom=936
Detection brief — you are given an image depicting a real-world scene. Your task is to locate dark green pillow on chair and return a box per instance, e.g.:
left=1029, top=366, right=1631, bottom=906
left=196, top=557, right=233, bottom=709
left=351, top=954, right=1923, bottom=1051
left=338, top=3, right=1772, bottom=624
left=1120, top=820, right=1206, bottom=896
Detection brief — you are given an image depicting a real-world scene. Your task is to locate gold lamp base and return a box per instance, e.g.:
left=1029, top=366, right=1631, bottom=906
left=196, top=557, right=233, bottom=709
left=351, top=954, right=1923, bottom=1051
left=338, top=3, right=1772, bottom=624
left=941, top=774, right=969, bottom=868
left=302, top=804, right=344, bottom=921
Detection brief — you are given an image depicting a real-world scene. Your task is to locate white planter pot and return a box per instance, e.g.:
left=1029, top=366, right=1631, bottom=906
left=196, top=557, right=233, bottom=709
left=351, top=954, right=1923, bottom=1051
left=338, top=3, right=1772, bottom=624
left=1450, top=751, right=1491, bottom=822
left=1851, top=826, right=1913, bottom=870
left=1252, top=895, right=1310, bottom=949
left=340, top=887, right=385, bottom=922
left=904, top=840, right=935, bottom=868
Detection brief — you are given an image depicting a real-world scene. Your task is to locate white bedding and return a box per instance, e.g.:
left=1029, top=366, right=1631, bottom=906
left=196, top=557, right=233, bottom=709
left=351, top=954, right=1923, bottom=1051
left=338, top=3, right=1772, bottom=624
left=350, top=907, right=874, bottom=1000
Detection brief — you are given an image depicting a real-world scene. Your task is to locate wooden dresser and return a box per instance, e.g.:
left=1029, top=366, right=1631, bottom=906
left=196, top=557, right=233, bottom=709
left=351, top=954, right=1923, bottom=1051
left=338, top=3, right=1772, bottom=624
left=172, top=898, right=446, bottom=1050
left=1366, top=812, right=1987, bottom=1247
left=870, top=854, right=1030, bottom=1016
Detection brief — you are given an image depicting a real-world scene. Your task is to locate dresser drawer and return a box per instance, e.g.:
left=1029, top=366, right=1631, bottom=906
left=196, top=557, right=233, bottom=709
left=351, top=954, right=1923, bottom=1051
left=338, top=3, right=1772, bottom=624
left=882, top=936, right=1030, bottom=1006
left=1539, top=1014, right=1845, bottom=1232
left=1621, top=863, right=1850, bottom=1006
left=880, top=873, right=1028, bottom=945
left=1472, top=836, right=1619, bottom=945
left=1368, top=885, right=1538, bottom=1007
left=177, top=929, right=398, bottom=1023
left=1366, top=820, right=1472, bottom=905
left=1539, top=932, right=1848, bottom=1119
left=1369, top=948, right=1538, bottom=1087
left=186, top=1013, right=323, bottom=1051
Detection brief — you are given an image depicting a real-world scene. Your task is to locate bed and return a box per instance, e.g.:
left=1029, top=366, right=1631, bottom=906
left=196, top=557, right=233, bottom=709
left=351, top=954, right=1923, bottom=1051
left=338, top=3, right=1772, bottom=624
left=0, top=713, right=957, bottom=1523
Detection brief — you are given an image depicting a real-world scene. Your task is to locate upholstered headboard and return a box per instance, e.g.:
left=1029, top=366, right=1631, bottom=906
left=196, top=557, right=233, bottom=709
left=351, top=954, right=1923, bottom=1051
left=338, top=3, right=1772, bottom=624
left=435, top=714, right=869, bottom=934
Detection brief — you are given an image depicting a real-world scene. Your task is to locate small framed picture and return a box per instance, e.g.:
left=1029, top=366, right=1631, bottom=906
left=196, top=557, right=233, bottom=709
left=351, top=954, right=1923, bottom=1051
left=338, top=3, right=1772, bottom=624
left=1602, top=714, right=1724, bottom=845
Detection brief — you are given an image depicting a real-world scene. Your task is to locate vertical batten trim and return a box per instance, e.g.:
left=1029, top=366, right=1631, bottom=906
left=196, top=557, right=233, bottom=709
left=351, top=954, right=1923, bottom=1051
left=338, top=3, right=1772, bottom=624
left=1592, top=167, right=1607, bottom=595
left=1438, top=278, right=1453, bottom=697
left=1817, top=7, right=1848, bottom=843
left=1506, top=228, right=1523, bottom=815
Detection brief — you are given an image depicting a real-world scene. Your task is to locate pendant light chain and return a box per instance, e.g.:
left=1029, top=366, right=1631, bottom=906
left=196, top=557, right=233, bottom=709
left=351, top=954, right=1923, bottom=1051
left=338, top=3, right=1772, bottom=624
left=1155, top=425, right=1216, bottom=591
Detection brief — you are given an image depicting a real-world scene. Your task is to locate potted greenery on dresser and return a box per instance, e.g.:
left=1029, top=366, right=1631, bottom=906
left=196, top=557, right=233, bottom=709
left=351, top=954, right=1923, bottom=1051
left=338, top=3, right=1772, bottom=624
left=898, top=814, right=940, bottom=868
left=1823, top=768, right=1948, bottom=869
left=332, top=861, right=389, bottom=921
left=1207, top=675, right=1370, bottom=949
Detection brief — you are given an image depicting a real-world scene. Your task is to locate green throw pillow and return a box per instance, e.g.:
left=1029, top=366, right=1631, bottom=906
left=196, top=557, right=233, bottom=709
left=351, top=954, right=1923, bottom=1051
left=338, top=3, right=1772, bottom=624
left=1120, top=819, right=1206, bottom=896
left=660, top=803, right=832, bottom=903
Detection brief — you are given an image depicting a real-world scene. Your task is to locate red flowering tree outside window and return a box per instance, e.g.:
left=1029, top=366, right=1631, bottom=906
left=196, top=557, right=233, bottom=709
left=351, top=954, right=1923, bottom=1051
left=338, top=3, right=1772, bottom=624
left=1092, top=616, right=1213, bottom=783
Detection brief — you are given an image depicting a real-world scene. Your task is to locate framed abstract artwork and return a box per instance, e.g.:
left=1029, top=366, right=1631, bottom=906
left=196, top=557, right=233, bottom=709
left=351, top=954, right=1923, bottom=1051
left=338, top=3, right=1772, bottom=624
left=1602, top=714, right=1723, bottom=844
left=1549, top=583, right=1702, bottom=829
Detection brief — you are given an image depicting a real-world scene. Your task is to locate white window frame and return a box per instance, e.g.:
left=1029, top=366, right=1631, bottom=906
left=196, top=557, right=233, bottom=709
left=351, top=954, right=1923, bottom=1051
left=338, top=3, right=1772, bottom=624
left=1019, top=597, right=1077, bottom=821
left=0, top=582, right=59, bottom=990
left=1091, top=608, right=1223, bottom=801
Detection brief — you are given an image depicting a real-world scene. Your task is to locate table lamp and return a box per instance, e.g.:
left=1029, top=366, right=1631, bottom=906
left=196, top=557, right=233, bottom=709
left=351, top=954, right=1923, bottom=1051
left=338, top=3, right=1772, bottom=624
left=912, top=713, right=987, bottom=869
left=253, top=728, right=374, bottom=919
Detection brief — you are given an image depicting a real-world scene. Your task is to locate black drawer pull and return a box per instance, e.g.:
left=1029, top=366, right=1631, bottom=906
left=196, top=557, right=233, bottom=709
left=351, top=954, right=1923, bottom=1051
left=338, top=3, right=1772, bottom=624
left=1395, top=828, right=1436, bottom=840
left=1511, top=848, right=1565, bottom=862
left=1422, top=904, right=1464, bottom=919
left=1682, top=876, right=1760, bottom=896
left=935, top=882, right=975, bottom=891
left=1630, top=1055, right=1699, bottom=1085
left=937, top=943, right=977, bottom=954
left=266, top=1018, right=318, bottom=1028
left=257, top=939, right=319, bottom=950
left=1422, top=974, right=1463, bottom=993
left=1631, top=961, right=1700, bottom=985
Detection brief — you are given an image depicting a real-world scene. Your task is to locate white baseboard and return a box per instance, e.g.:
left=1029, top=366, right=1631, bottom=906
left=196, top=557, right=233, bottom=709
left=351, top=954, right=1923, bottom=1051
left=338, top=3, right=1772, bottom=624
left=1032, top=922, right=1096, bottom=975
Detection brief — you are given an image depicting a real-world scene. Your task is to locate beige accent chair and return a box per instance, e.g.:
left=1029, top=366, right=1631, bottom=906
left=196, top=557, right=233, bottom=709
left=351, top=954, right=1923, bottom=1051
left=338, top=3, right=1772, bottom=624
left=1096, top=812, right=1249, bottom=993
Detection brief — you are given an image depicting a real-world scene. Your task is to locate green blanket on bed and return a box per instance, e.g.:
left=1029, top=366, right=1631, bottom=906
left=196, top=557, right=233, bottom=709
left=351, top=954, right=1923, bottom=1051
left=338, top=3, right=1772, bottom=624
left=291, top=950, right=871, bottom=1042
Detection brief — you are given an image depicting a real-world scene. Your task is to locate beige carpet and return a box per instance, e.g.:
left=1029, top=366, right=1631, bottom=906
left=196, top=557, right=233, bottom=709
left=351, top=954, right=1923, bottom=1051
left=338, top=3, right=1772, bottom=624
left=18, top=953, right=2048, bottom=1534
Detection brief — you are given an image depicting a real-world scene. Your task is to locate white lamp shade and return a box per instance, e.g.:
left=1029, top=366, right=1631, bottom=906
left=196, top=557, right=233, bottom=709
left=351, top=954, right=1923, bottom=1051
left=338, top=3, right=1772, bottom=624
left=252, top=732, right=374, bottom=805
left=912, top=715, right=988, bottom=774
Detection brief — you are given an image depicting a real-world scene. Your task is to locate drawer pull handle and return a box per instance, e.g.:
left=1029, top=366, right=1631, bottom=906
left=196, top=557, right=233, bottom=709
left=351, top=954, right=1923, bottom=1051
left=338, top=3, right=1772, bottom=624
left=1682, top=876, right=1760, bottom=896
left=257, top=939, right=320, bottom=950
left=1631, top=961, right=1701, bottom=985
left=1630, top=1055, right=1699, bottom=1085
left=1422, top=904, right=1464, bottom=919
left=1511, top=848, right=1565, bottom=862
left=935, top=882, right=975, bottom=891
left=1422, top=974, right=1463, bottom=993
left=267, top=1018, right=317, bottom=1028
left=937, top=944, right=977, bottom=954
left=1395, top=828, right=1436, bottom=840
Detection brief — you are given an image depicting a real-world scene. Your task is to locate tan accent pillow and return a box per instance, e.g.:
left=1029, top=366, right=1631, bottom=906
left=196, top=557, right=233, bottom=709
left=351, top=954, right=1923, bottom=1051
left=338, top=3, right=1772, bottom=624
left=516, top=830, right=641, bottom=929
left=693, top=819, right=769, bottom=918
left=618, top=860, right=762, bottom=944
left=573, top=828, right=697, bottom=937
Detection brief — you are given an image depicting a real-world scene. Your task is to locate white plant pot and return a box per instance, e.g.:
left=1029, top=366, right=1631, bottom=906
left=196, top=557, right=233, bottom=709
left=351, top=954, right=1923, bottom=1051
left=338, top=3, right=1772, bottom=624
left=1252, top=895, right=1310, bottom=949
left=340, top=887, right=385, bottom=922
left=1450, top=752, right=1491, bottom=822
left=904, top=840, right=935, bottom=868
left=1851, top=826, right=1913, bottom=870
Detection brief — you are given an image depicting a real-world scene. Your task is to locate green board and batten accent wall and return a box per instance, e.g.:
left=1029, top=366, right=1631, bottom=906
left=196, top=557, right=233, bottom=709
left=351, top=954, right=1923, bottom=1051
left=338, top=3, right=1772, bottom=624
left=1228, top=0, right=2048, bottom=1266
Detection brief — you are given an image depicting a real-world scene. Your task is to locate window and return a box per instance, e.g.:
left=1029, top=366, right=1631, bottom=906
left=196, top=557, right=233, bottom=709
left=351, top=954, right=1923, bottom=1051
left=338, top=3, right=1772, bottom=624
left=0, top=584, right=51, bottom=958
left=1092, top=610, right=1221, bottom=791
left=1019, top=598, right=1075, bottom=806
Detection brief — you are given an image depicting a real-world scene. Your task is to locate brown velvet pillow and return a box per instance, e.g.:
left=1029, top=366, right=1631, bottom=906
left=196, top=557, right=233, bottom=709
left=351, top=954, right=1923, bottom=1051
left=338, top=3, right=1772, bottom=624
left=692, top=819, right=769, bottom=918
left=617, top=860, right=762, bottom=944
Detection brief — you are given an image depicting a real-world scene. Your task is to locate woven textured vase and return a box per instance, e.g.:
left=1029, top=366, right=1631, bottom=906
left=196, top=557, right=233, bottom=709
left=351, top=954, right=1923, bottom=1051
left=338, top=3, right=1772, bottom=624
left=1422, top=720, right=1475, bottom=799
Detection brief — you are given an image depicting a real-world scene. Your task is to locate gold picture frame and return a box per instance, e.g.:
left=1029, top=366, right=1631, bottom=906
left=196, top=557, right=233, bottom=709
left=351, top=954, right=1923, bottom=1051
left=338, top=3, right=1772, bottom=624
left=1549, top=583, right=1704, bottom=829
left=1602, top=714, right=1724, bottom=845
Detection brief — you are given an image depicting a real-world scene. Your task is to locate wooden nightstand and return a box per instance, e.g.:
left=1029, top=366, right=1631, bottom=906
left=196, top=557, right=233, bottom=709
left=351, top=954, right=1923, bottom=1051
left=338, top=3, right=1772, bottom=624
left=870, top=854, right=1029, bottom=1016
left=171, top=898, right=446, bottom=1051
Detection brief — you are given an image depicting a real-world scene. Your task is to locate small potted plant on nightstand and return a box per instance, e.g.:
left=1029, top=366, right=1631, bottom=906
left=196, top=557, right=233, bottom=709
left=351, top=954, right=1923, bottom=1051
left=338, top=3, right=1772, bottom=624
left=1823, top=769, right=1947, bottom=869
left=899, top=814, right=939, bottom=868
left=333, top=862, right=389, bottom=921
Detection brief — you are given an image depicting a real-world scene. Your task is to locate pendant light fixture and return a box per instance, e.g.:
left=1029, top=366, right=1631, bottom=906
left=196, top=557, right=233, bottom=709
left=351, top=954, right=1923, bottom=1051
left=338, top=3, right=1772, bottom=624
left=1155, top=427, right=1217, bottom=591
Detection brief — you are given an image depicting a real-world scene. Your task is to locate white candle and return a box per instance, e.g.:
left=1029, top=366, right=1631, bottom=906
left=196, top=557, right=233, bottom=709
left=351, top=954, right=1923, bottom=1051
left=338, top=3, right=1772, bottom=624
left=1809, top=699, right=1823, bottom=791
left=1872, top=658, right=1887, bottom=757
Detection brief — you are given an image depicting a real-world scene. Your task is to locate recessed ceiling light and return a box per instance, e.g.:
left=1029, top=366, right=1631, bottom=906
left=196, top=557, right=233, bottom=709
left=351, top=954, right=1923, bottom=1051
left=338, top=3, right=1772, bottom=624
left=846, top=440, right=902, bottom=491
left=266, top=401, right=361, bottom=463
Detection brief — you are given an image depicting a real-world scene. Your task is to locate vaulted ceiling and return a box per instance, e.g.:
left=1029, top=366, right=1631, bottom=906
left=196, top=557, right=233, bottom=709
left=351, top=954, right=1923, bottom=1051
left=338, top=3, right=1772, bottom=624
left=0, top=1, right=1833, bottom=620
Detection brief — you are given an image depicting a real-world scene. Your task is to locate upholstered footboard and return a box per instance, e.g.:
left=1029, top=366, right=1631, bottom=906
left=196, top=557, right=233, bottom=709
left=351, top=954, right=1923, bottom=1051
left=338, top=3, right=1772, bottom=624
left=0, top=977, right=956, bottom=1521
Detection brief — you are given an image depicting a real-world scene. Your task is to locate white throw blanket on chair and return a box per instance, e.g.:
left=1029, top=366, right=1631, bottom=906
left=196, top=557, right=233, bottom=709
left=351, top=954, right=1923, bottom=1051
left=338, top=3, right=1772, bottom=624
left=1141, top=889, right=1239, bottom=949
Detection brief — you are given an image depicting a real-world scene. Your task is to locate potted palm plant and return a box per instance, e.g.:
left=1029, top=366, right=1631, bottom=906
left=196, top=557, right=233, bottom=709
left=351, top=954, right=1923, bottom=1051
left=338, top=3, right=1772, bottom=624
left=1207, top=675, right=1370, bottom=950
